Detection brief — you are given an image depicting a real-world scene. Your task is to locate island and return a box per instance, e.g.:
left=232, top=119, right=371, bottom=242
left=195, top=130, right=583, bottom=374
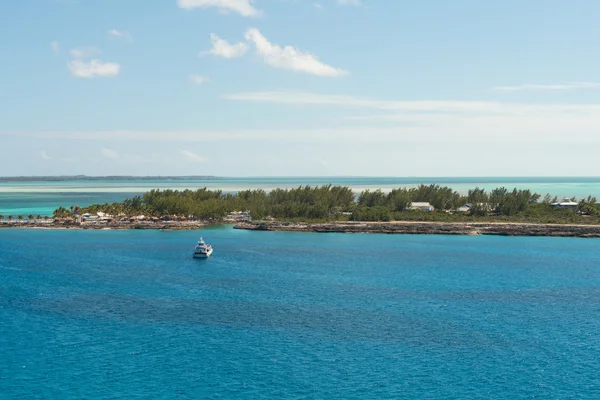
left=2, top=184, right=600, bottom=237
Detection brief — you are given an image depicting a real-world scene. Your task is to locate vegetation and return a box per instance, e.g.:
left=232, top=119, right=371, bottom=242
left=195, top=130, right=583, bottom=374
left=36, top=184, right=600, bottom=225
left=69, top=185, right=355, bottom=222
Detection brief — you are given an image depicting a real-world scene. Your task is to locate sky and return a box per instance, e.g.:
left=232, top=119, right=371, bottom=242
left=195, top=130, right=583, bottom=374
left=2, top=0, right=600, bottom=177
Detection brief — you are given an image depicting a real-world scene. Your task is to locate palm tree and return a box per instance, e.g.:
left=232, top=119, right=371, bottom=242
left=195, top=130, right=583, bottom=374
left=36, top=214, right=42, bottom=221
left=17, top=215, right=23, bottom=222
left=0, top=215, right=4, bottom=222
left=28, top=215, right=34, bottom=223
left=53, top=206, right=70, bottom=219
left=8, top=215, right=13, bottom=223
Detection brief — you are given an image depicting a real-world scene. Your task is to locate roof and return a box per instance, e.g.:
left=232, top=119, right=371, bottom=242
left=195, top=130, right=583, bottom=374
left=410, top=202, right=433, bottom=207
left=552, top=198, right=578, bottom=206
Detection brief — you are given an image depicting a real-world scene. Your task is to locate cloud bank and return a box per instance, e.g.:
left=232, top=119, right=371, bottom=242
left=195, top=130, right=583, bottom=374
left=177, top=0, right=261, bottom=17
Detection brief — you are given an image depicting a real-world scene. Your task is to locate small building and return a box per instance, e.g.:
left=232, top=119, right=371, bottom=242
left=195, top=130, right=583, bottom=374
left=225, top=210, right=251, bottom=222
left=455, top=203, right=495, bottom=213
left=409, top=202, right=435, bottom=212
left=551, top=198, right=579, bottom=210
left=456, top=204, right=472, bottom=213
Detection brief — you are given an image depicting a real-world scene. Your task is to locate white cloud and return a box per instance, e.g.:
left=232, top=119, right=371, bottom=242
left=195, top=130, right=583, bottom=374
left=180, top=150, right=207, bottom=163
left=201, top=33, right=248, bottom=58
left=69, top=46, right=101, bottom=59
left=68, top=59, right=121, bottom=78
left=314, top=3, right=323, bottom=9
left=224, top=91, right=496, bottom=112
left=494, top=82, right=600, bottom=92
left=244, top=28, right=348, bottom=77
left=190, top=74, right=211, bottom=85
left=40, top=150, right=51, bottom=160
left=101, top=148, right=119, bottom=159
left=8, top=111, right=600, bottom=176
left=177, top=0, right=261, bottom=17
left=11, top=96, right=600, bottom=153
left=108, top=29, right=133, bottom=42
left=50, top=41, right=60, bottom=54
left=337, top=0, right=360, bottom=5
left=217, top=91, right=600, bottom=144
left=12, top=102, right=600, bottom=146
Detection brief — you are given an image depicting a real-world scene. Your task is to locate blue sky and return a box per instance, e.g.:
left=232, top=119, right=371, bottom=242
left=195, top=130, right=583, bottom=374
left=2, top=0, right=600, bottom=176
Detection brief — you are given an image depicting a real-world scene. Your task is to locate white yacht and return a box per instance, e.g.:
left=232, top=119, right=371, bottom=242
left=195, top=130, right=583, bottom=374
left=193, top=237, right=213, bottom=258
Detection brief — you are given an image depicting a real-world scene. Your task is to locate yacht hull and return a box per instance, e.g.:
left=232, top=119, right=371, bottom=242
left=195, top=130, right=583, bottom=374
left=193, top=248, right=213, bottom=258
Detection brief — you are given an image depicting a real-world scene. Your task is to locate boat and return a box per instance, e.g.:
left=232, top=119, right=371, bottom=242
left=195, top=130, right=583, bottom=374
left=193, top=237, right=213, bottom=258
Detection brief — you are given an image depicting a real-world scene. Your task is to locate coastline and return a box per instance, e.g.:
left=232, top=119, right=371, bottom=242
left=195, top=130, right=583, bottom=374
left=0, top=220, right=210, bottom=231
left=233, top=221, right=600, bottom=238
left=4, top=219, right=600, bottom=238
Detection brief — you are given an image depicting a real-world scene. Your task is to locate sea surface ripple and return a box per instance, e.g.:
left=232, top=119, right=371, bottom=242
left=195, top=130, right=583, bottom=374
left=1, top=227, right=600, bottom=399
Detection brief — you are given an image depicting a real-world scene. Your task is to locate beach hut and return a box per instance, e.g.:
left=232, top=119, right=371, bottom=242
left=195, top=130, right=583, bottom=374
left=409, top=202, right=435, bottom=212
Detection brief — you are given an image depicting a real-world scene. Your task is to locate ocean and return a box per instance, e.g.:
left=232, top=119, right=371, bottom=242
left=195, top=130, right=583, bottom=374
left=2, top=176, right=600, bottom=216
left=1, top=227, right=599, bottom=398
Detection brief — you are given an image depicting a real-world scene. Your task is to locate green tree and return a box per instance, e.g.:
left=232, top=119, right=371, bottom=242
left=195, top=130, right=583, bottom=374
left=467, top=187, right=489, bottom=216
left=358, top=189, right=388, bottom=207
left=496, top=188, right=532, bottom=216
left=53, top=206, right=71, bottom=219
left=542, top=193, right=553, bottom=204
left=388, top=189, right=411, bottom=212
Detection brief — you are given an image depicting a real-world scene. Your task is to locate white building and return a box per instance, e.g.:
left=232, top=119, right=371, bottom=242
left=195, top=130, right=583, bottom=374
left=456, top=204, right=472, bottom=213
left=551, top=198, right=579, bottom=210
left=409, top=202, right=435, bottom=212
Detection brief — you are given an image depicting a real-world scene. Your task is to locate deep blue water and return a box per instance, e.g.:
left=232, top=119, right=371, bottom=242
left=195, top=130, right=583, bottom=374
left=2, top=176, right=600, bottom=216
left=1, top=227, right=599, bottom=398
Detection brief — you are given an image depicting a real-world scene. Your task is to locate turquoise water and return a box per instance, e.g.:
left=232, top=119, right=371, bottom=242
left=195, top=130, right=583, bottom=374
left=2, top=176, right=600, bottom=216
left=1, top=227, right=599, bottom=398
left=0, top=192, right=140, bottom=217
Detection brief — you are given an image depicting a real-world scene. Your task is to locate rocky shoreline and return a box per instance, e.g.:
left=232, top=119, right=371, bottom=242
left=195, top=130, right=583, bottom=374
left=233, top=221, right=600, bottom=238
left=5, top=220, right=600, bottom=237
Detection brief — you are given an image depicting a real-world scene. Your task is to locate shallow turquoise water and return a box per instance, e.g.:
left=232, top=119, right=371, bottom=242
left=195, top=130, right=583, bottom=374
left=0, top=192, right=140, bottom=217
left=2, top=176, right=600, bottom=216
left=1, top=227, right=599, bottom=398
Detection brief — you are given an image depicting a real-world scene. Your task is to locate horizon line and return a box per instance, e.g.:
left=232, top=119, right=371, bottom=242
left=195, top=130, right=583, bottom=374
left=3, top=175, right=600, bottom=180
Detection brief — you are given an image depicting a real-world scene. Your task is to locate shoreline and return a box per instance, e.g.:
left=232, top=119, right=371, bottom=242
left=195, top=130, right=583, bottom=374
left=233, top=221, right=600, bottom=238
left=0, top=220, right=211, bottom=231
left=4, top=220, right=600, bottom=238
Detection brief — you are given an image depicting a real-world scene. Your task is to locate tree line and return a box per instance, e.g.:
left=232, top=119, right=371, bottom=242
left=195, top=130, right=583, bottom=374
left=33, top=184, right=600, bottom=224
